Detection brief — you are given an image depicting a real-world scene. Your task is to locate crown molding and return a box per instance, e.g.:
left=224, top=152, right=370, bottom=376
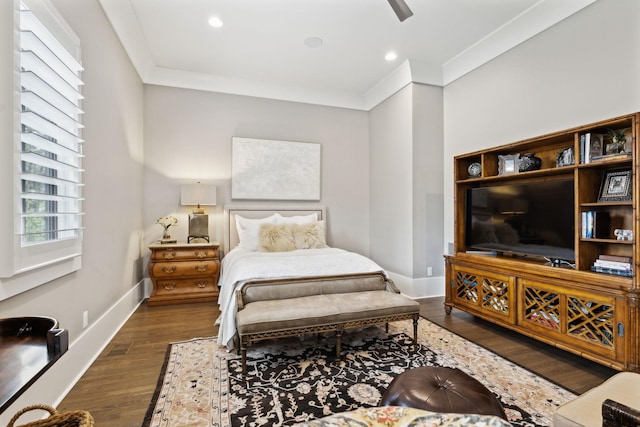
left=442, top=0, right=597, bottom=85
left=98, top=0, right=597, bottom=111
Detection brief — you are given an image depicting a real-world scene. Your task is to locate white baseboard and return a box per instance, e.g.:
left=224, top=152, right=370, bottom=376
left=386, top=271, right=445, bottom=299
left=0, top=281, right=145, bottom=425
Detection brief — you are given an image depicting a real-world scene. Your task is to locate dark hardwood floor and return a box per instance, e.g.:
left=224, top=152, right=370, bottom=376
left=57, top=297, right=618, bottom=426
left=58, top=301, right=220, bottom=427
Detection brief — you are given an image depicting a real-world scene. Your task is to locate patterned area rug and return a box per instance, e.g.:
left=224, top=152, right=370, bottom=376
left=143, top=319, right=576, bottom=427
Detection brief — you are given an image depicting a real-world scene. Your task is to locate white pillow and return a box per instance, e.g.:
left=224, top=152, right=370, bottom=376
left=235, top=214, right=278, bottom=251
left=275, top=212, right=318, bottom=224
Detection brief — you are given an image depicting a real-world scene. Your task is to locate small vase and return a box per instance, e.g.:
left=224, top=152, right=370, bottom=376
left=606, top=141, right=625, bottom=154
left=519, top=153, right=542, bottom=172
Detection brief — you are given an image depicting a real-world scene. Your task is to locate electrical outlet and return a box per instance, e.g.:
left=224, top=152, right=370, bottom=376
left=427, top=267, right=433, bottom=276
left=82, top=310, right=89, bottom=328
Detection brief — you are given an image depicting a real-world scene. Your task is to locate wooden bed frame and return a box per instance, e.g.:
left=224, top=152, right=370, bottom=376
left=223, top=204, right=326, bottom=254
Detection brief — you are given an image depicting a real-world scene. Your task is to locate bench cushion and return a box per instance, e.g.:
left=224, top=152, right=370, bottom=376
left=237, top=295, right=341, bottom=335
left=328, top=291, right=419, bottom=322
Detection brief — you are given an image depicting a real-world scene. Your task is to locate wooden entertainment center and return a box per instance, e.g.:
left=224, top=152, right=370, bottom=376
left=445, top=112, right=640, bottom=372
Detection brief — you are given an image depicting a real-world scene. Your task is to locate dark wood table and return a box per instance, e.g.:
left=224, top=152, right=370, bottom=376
left=0, top=317, right=67, bottom=414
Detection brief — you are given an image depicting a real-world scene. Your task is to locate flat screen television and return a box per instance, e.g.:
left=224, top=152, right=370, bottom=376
left=465, top=179, right=575, bottom=262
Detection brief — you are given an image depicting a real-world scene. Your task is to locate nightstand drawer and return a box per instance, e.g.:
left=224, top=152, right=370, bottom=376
left=150, top=260, right=219, bottom=278
left=151, top=247, right=219, bottom=261
left=154, top=278, right=219, bottom=297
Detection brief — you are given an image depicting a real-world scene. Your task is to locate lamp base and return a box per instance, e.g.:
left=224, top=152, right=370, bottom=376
left=188, top=213, right=209, bottom=243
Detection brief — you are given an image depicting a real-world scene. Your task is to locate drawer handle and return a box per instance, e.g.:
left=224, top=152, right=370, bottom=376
left=195, top=251, right=208, bottom=258
left=195, top=264, right=209, bottom=273
left=162, top=251, right=176, bottom=260
left=195, top=281, right=208, bottom=289
left=163, top=283, right=176, bottom=291
left=162, top=266, right=177, bottom=274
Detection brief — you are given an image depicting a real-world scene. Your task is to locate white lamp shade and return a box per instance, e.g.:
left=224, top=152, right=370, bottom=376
left=181, top=184, right=217, bottom=206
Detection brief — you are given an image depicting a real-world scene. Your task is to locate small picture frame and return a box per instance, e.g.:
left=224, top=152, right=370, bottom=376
left=498, top=154, right=520, bottom=175
left=587, top=133, right=604, bottom=161
left=598, top=169, right=632, bottom=202
left=556, top=147, right=574, bottom=167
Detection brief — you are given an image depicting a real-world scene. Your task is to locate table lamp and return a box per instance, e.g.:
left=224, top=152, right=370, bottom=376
left=181, top=183, right=216, bottom=243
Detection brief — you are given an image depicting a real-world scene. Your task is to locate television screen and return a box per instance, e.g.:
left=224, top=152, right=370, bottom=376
left=466, top=179, right=575, bottom=262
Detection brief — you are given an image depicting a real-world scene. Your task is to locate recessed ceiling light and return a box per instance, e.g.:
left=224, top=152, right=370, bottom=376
left=304, top=36, right=323, bottom=48
left=208, top=16, right=223, bottom=28
left=385, top=52, right=398, bottom=61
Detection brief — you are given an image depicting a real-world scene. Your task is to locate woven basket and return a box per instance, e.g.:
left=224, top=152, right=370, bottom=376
left=6, top=404, right=94, bottom=427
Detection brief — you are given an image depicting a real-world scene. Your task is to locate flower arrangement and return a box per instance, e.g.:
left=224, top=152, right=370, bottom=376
left=157, top=215, right=178, bottom=239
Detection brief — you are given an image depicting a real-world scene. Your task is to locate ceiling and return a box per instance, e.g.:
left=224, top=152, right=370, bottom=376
left=98, top=0, right=596, bottom=110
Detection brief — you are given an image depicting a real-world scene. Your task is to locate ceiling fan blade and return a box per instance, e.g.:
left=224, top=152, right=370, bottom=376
left=387, top=0, right=413, bottom=22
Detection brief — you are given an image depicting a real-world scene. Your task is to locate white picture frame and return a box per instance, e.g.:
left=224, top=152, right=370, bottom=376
left=231, top=137, right=321, bottom=200
left=498, top=154, right=520, bottom=175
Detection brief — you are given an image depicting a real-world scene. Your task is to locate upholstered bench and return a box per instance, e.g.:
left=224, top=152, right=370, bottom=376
left=379, top=366, right=508, bottom=420
left=235, top=272, right=420, bottom=379
left=553, top=372, right=640, bottom=427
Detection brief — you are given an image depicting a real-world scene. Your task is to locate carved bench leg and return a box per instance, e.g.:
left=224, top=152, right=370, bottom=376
left=412, top=313, right=419, bottom=351
left=241, top=339, right=248, bottom=382
left=336, top=325, right=344, bottom=361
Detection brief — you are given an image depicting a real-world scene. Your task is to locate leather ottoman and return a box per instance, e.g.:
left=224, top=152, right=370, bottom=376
left=379, top=366, right=508, bottom=420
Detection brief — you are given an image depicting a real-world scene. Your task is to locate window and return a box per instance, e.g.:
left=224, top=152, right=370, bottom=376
left=0, top=0, right=83, bottom=299
left=20, top=0, right=84, bottom=245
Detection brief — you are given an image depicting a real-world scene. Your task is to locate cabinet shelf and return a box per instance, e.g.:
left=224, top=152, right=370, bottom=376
left=456, top=165, right=573, bottom=184
left=578, top=156, right=632, bottom=168
left=581, top=201, right=633, bottom=207
left=581, top=238, right=633, bottom=244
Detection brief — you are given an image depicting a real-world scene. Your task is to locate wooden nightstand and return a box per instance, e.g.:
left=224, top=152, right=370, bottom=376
left=148, top=242, right=220, bottom=306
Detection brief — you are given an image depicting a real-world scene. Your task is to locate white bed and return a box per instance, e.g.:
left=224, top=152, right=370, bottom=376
left=217, top=206, right=386, bottom=349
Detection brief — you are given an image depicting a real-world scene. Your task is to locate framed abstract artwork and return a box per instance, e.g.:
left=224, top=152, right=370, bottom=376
left=231, top=137, right=321, bottom=200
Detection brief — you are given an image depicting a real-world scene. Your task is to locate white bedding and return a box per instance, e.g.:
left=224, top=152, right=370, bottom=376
left=216, top=246, right=385, bottom=349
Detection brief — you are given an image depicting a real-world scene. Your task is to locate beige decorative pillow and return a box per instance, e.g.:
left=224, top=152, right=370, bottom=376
left=293, top=221, right=327, bottom=249
left=258, top=223, right=296, bottom=252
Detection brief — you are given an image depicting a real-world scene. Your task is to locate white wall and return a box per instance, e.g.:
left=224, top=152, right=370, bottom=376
left=369, top=83, right=444, bottom=297
left=443, top=0, right=640, bottom=255
left=0, top=0, right=144, bottom=422
left=412, top=84, right=444, bottom=280
left=369, top=85, right=413, bottom=276
left=142, top=85, right=371, bottom=257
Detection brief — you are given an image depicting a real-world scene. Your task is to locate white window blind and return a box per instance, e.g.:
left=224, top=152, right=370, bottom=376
left=19, top=1, right=84, bottom=246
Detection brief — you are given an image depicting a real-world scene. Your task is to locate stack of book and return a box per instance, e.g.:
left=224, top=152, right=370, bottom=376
left=581, top=211, right=610, bottom=239
left=590, top=254, right=633, bottom=277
